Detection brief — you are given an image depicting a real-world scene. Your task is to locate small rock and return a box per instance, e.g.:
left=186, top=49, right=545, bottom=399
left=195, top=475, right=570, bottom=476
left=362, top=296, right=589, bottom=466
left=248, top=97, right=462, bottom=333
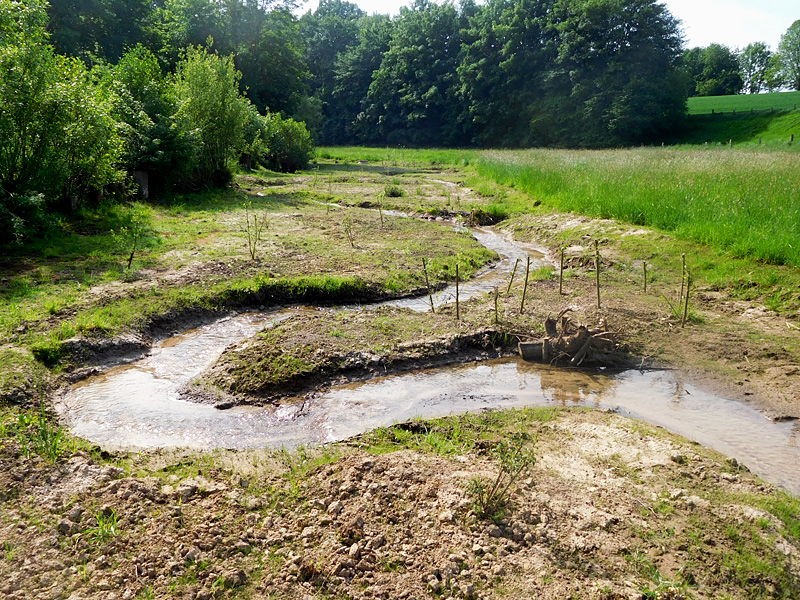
left=178, top=483, right=199, bottom=502
left=485, top=524, right=502, bottom=538
left=66, top=507, right=83, bottom=523
left=223, top=569, right=247, bottom=588
left=438, top=510, right=454, bottom=523
left=349, top=543, right=361, bottom=560
left=56, top=519, right=79, bottom=536
left=492, top=564, right=505, bottom=577
left=459, top=583, right=476, bottom=599
left=427, top=577, right=442, bottom=593
left=327, top=500, right=344, bottom=516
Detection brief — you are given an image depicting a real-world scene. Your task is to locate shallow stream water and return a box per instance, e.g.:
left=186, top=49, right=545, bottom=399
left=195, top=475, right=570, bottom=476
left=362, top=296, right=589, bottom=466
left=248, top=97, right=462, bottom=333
left=56, top=226, right=800, bottom=495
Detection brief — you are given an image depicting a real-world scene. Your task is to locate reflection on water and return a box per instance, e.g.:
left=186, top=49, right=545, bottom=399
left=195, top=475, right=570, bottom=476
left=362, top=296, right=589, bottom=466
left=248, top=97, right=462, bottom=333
left=59, top=353, right=800, bottom=495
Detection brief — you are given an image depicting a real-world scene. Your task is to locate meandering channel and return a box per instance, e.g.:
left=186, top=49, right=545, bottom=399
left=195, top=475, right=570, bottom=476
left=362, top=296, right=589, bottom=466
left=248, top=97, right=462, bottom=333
left=56, top=224, right=800, bottom=495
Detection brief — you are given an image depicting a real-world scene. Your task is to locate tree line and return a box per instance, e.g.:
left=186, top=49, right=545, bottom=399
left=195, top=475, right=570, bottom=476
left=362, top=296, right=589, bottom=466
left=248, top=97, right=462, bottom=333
left=684, top=21, right=800, bottom=97
left=0, top=0, right=313, bottom=245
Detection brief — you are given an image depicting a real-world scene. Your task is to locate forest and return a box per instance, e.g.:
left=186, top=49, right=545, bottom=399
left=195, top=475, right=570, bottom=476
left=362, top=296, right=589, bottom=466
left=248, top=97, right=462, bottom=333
left=2, top=0, right=799, bottom=246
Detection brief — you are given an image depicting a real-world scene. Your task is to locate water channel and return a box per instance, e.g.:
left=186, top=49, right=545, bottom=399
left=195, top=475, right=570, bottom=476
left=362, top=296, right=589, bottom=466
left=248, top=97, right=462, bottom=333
left=56, top=226, right=800, bottom=495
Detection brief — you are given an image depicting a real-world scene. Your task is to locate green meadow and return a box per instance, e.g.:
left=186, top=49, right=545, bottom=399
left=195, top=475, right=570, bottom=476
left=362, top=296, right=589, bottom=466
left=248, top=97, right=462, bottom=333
left=473, top=148, right=800, bottom=267
left=688, top=91, right=800, bottom=115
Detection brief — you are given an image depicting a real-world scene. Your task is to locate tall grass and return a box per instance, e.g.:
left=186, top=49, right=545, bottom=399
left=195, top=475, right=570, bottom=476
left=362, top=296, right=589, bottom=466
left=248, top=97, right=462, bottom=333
left=476, top=148, right=800, bottom=267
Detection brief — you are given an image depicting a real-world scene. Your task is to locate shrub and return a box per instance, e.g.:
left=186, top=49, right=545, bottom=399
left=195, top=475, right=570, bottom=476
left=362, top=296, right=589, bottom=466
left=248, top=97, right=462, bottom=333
left=261, top=113, right=314, bottom=173
left=384, top=184, right=403, bottom=197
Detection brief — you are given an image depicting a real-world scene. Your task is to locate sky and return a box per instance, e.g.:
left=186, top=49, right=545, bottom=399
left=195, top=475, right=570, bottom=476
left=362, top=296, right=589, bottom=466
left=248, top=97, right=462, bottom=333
left=297, top=0, right=798, bottom=51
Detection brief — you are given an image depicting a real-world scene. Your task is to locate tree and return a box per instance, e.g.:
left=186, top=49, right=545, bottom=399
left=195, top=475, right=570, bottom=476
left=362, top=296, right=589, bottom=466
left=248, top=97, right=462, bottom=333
left=109, top=45, right=193, bottom=194
left=458, top=0, right=557, bottom=146
left=46, top=0, right=154, bottom=63
left=544, top=0, right=686, bottom=147
left=235, top=7, right=308, bottom=116
left=777, top=20, right=800, bottom=91
left=300, top=0, right=365, bottom=143
left=0, top=0, right=122, bottom=243
left=738, top=42, right=772, bottom=94
left=683, top=44, right=743, bottom=96
left=173, top=46, right=250, bottom=188
left=332, top=13, right=392, bottom=143
left=363, top=0, right=469, bottom=146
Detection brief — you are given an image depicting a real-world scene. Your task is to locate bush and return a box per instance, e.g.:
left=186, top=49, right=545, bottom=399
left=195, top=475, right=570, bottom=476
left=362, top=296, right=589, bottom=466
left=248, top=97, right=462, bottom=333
left=384, top=184, right=403, bottom=197
left=261, top=114, right=314, bottom=173
left=0, top=193, right=53, bottom=246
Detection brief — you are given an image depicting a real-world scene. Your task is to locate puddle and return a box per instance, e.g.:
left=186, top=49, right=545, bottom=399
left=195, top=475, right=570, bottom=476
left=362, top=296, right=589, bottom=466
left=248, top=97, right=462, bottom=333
left=58, top=356, right=800, bottom=494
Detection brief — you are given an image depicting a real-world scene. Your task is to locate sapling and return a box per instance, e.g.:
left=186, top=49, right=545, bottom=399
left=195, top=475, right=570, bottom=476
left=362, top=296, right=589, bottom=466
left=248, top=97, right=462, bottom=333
left=241, top=200, right=269, bottom=261
left=467, top=432, right=537, bottom=519
left=343, top=216, right=356, bottom=248
left=111, top=203, right=156, bottom=271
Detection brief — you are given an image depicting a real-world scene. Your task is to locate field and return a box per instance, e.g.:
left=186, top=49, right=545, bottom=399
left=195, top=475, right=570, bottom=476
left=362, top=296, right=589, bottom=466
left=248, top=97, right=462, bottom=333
left=2, top=148, right=800, bottom=600
left=688, top=91, right=800, bottom=115
left=474, top=148, right=800, bottom=267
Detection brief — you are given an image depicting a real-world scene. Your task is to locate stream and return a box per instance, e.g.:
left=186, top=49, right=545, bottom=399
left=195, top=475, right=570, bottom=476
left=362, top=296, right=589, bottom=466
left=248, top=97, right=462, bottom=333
left=56, top=226, right=800, bottom=495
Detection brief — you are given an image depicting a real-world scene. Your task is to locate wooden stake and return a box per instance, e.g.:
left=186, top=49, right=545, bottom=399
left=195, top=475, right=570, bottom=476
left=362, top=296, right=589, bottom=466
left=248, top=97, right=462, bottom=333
left=455, top=263, right=460, bottom=320
left=595, top=240, right=601, bottom=310
left=679, top=253, right=686, bottom=306
left=682, top=270, right=691, bottom=328
left=494, top=287, right=499, bottom=325
left=643, top=261, right=647, bottom=293
left=506, top=258, right=519, bottom=294
left=559, top=247, right=565, bottom=295
left=422, top=258, right=435, bottom=313
left=520, top=256, right=531, bottom=314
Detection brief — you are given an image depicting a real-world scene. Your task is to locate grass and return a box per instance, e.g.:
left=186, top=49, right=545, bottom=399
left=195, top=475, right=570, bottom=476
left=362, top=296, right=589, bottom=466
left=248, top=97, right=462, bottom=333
left=473, top=148, right=800, bottom=268
left=688, top=91, right=800, bottom=115
left=0, top=406, right=75, bottom=462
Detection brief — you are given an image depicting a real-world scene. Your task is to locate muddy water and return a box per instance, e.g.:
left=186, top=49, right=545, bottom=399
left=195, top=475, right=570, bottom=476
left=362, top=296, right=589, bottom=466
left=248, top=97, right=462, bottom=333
left=383, top=227, right=546, bottom=312
left=55, top=222, right=800, bottom=495
left=58, top=352, right=800, bottom=494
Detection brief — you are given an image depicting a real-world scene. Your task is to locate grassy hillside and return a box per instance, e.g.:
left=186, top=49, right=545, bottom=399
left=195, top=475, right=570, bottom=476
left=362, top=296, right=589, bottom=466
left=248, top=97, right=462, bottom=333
left=688, top=91, right=800, bottom=115
left=670, top=92, right=800, bottom=147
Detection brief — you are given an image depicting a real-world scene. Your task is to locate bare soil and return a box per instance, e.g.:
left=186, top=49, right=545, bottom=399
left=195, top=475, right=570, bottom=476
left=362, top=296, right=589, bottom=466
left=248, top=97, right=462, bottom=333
left=1, top=409, right=798, bottom=600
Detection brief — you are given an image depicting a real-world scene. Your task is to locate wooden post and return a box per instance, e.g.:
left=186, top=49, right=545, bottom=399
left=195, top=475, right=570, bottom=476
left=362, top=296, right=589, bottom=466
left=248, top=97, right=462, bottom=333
left=494, top=288, right=499, bottom=325
left=759, top=137, right=763, bottom=145
left=682, top=270, right=691, bottom=328
left=729, top=139, right=733, bottom=148
left=520, top=256, right=531, bottom=314
left=456, top=263, right=460, bottom=320
left=791, top=134, right=795, bottom=144
left=506, top=258, right=519, bottom=294
left=643, top=261, right=647, bottom=293
left=594, top=240, right=601, bottom=310
left=559, top=247, right=565, bottom=295
left=679, top=253, right=686, bottom=306
left=422, top=258, right=435, bottom=313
